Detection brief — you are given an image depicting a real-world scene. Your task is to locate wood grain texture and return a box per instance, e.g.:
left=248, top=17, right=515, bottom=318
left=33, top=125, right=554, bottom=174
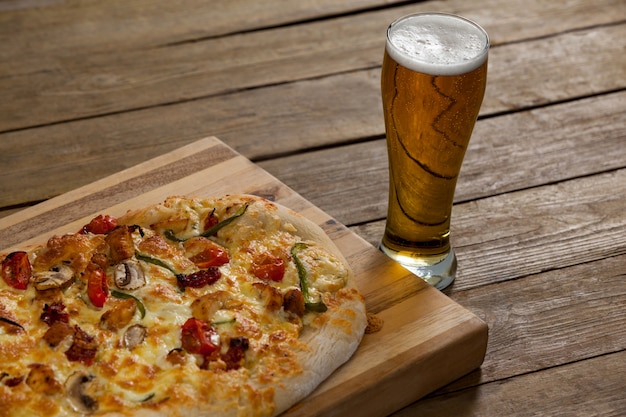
left=0, top=137, right=488, bottom=416
left=1, top=0, right=623, bottom=131
left=392, top=350, right=626, bottom=417
left=1, top=24, right=625, bottom=211
left=447, top=254, right=626, bottom=385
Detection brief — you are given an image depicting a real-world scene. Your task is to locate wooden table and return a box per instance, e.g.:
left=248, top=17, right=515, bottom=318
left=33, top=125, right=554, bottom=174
left=1, top=0, right=625, bottom=416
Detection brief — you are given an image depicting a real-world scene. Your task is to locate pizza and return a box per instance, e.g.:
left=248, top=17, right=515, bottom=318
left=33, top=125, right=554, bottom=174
left=0, top=195, right=368, bottom=417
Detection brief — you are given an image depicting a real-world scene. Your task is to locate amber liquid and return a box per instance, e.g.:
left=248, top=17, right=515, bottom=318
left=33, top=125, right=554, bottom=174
left=380, top=50, right=487, bottom=262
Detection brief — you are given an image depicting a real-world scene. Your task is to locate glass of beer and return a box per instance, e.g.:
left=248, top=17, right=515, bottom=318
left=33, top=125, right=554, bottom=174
left=379, top=13, right=489, bottom=290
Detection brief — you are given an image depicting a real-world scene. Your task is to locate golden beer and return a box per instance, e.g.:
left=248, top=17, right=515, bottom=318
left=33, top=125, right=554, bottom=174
left=380, top=13, right=489, bottom=289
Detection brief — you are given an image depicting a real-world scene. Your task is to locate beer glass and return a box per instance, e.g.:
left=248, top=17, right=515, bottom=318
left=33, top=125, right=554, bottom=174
left=380, top=13, right=489, bottom=290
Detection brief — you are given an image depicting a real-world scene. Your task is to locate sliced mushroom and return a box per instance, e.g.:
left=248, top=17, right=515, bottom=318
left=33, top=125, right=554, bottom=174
left=113, top=260, right=146, bottom=290
left=32, top=264, right=74, bottom=291
left=65, top=372, right=98, bottom=414
left=123, top=324, right=147, bottom=349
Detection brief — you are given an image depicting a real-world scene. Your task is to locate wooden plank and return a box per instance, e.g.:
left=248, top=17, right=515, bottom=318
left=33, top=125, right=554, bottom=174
left=0, top=0, right=408, bottom=54
left=392, top=351, right=626, bottom=417
left=1, top=26, right=624, bottom=210
left=0, top=137, right=488, bottom=416
left=2, top=0, right=620, bottom=61
left=448, top=254, right=626, bottom=386
left=1, top=1, right=624, bottom=131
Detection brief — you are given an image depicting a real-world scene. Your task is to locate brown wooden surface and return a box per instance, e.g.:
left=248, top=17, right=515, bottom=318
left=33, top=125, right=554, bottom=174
left=1, top=0, right=625, bottom=415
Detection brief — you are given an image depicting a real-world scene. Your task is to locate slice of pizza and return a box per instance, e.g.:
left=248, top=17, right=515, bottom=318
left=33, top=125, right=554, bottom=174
left=0, top=195, right=367, bottom=417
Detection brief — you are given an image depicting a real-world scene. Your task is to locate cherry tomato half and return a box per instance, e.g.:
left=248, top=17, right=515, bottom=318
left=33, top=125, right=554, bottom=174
left=181, top=318, right=219, bottom=356
left=79, top=214, right=118, bottom=235
left=1, top=251, right=32, bottom=290
left=189, top=242, right=230, bottom=268
left=251, top=255, right=285, bottom=282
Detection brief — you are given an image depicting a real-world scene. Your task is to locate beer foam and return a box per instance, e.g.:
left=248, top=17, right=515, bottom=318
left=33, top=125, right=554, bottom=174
left=386, top=13, right=489, bottom=76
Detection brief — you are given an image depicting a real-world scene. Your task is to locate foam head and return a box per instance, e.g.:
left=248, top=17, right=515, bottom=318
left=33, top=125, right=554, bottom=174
left=386, top=13, right=489, bottom=76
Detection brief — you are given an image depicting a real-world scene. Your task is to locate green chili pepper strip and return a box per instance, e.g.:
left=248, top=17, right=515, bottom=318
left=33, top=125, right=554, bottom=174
left=291, top=243, right=328, bottom=313
left=201, top=204, right=249, bottom=238
left=111, top=290, right=146, bottom=319
left=136, top=254, right=177, bottom=275
left=163, top=229, right=185, bottom=243
left=212, top=318, right=237, bottom=326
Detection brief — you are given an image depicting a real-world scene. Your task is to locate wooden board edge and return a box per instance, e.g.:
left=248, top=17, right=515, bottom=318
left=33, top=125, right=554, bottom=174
left=284, top=302, right=488, bottom=417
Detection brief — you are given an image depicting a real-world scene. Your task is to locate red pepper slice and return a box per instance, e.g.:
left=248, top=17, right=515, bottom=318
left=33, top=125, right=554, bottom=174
left=64, top=325, right=98, bottom=365
left=86, top=265, right=108, bottom=308
left=189, top=243, right=230, bottom=268
left=176, top=268, right=221, bottom=290
left=181, top=318, right=219, bottom=356
left=203, top=210, right=219, bottom=231
left=251, top=255, right=285, bottom=282
left=40, top=302, right=69, bottom=326
left=79, top=214, right=118, bottom=235
left=1, top=251, right=32, bottom=290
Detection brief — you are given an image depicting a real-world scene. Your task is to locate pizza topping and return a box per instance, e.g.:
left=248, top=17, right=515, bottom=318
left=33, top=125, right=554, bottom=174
left=251, top=254, right=286, bottom=282
left=123, top=324, right=147, bottom=349
left=65, top=326, right=98, bottom=365
left=111, top=289, right=146, bottom=318
left=1, top=251, right=32, bottom=290
left=180, top=317, right=220, bottom=357
left=113, top=260, right=146, bottom=290
left=190, top=290, right=232, bottom=323
left=204, top=208, right=219, bottom=231
left=43, top=321, right=74, bottom=347
left=282, top=288, right=306, bottom=317
left=26, top=363, right=63, bottom=395
left=40, top=302, right=70, bottom=326
left=105, top=225, right=136, bottom=263
left=79, top=214, right=118, bottom=235
left=3, top=375, right=24, bottom=387
left=291, top=243, right=328, bottom=313
left=176, top=268, right=221, bottom=290
left=85, top=264, right=108, bottom=308
left=185, top=238, right=230, bottom=268
left=166, top=348, right=187, bottom=365
left=222, top=336, right=249, bottom=370
left=99, top=298, right=136, bottom=331
left=136, top=253, right=176, bottom=274
left=32, top=264, right=74, bottom=291
left=65, top=372, right=98, bottom=414
left=251, top=282, right=283, bottom=312
left=0, top=316, right=25, bottom=333
left=201, top=204, right=249, bottom=237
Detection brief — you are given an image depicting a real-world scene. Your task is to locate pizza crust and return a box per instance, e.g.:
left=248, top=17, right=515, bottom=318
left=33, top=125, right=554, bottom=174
left=266, top=198, right=367, bottom=414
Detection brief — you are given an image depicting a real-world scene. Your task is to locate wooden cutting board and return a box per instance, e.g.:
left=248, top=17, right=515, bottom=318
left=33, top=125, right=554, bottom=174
left=0, top=137, right=488, bottom=417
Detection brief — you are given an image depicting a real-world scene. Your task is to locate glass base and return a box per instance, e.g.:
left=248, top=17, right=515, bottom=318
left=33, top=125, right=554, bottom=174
left=379, top=245, right=457, bottom=290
